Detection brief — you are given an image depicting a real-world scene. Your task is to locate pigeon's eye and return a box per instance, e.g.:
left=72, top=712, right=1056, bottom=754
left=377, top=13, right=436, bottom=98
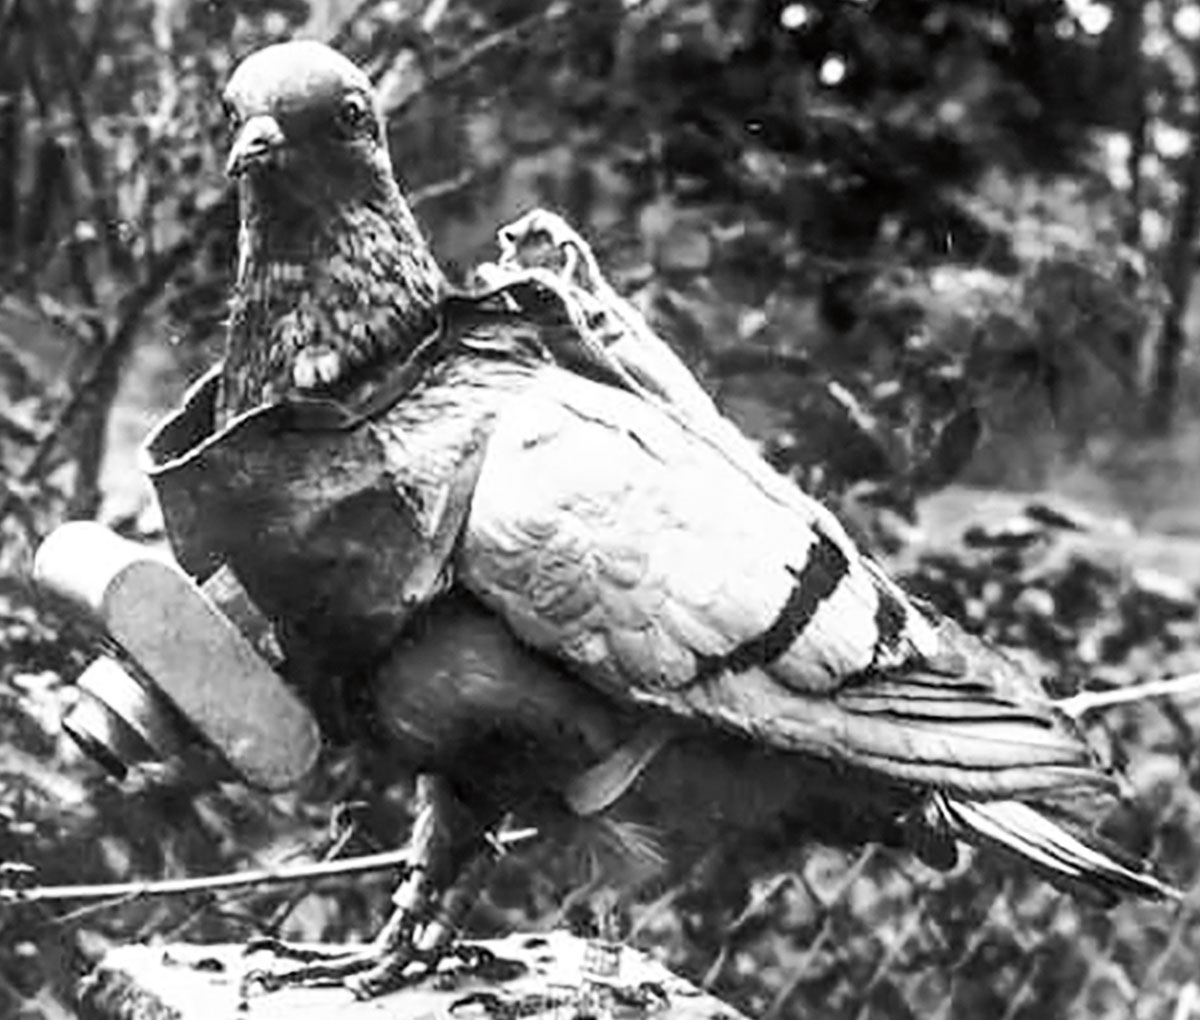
left=336, top=95, right=371, bottom=136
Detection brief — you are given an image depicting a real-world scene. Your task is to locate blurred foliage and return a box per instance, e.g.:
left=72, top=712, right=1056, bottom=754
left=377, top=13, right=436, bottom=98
left=6, top=0, right=1200, bottom=1018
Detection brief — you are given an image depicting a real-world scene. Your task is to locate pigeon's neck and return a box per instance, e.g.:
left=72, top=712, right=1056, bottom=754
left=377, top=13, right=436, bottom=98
left=220, top=188, right=446, bottom=420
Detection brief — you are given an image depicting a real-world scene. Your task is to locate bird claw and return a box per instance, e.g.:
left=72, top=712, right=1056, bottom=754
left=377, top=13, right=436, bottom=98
left=239, top=938, right=382, bottom=999
left=242, top=935, right=355, bottom=965
left=238, top=938, right=522, bottom=1001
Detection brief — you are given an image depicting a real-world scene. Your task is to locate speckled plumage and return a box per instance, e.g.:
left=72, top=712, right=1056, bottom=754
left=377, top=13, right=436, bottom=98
left=222, top=203, right=442, bottom=416
left=218, top=41, right=444, bottom=425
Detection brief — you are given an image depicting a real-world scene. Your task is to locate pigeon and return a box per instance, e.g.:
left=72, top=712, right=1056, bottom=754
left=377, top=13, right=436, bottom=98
left=209, top=41, right=1174, bottom=1000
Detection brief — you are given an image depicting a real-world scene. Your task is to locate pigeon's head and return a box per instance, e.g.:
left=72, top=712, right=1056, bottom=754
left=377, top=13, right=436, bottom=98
left=223, top=41, right=397, bottom=213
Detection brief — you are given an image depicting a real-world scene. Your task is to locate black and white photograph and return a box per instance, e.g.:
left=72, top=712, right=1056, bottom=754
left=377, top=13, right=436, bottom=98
left=0, top=1, right=1197, bottom=1018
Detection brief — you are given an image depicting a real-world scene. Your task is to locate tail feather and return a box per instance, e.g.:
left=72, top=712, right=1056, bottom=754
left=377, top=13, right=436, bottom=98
left=935, top=794, right=1178, bottom=904
left=561, top=814, right=668, bottom=889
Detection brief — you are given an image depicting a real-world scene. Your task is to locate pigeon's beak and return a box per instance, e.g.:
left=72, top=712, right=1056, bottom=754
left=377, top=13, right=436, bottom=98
left=226, top=115, right=287, bottom=177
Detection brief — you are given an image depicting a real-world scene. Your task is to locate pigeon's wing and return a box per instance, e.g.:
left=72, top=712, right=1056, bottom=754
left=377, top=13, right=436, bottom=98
left=460, top=365, right=1103, bottom=801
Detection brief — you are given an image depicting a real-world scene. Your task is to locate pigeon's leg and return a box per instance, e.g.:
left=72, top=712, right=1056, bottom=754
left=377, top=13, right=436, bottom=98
left=242, top=773, right=501, bottom=1000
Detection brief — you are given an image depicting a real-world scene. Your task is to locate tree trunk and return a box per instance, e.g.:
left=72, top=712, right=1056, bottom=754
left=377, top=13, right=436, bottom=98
left=1145, top=44, right=1200, bottom=434
left=0, top=1, right=23, bottom=259
left=1122, top=0, right=1147, bottom=248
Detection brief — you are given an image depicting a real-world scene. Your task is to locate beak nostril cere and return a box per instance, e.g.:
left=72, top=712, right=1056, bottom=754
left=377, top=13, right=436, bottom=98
left=226, top=114, right=287, bottom=177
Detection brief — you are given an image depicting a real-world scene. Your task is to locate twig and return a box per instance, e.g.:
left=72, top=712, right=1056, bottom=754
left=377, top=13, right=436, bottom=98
left=410, top=167, right=480, bottom=208
left=421, top=0, right=453, bottom=34
left=261, top=805, right=363, bottom=936
left=1146, top=32, right=1200, bottom=432
left=36, top=0, right=131, bottom=277
left=5, top=827, right=538, bottom=911
left=0, top=412, right=36, bottom=445
left=1, top=847, right=417, bottom=907
left=998, top=953, right=1046, bottom=1020
left=1057, top=672, right=1200, bottom=717
left=1137, top=886, right=1200, bottom=1020
left=1122, top=0, right=1148, bottom=248
left=18, top=190, right=235, bottom=486
left=702, top=872, right=795, bottom=989
left=388, top=3, right=568, bottom=119
left=0, top=478, right=40, bottom=539
left=761, top=847, right=879, bottom=1020
left=17, top=15, right=49, bottom=119
left=328, top=0, right=390, bottom=51
left=142, top=811, right=366, bottom=941
left=0, top=12, right=20, bottom=260
left=79, top=0, right=117, bottom=86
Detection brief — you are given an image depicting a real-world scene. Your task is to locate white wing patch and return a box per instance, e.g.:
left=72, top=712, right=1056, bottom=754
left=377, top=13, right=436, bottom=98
left=462, top=366, right=890, bottom=697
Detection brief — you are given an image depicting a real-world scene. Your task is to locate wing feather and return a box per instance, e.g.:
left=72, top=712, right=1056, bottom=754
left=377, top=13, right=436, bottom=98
left=460, top=365, right=1106, bottom=800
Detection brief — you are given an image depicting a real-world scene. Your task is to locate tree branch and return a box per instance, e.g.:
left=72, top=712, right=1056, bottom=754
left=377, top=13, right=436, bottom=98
left=19, top=189, right=235, bottom=486
left=1145, top=51, right=1200, bottom=434
left=1123, top=0, right=1147, bottom=248
left=2, top=827, right=537, bottom=911
left=1, top=847, right=417, bottom=907
left=387, top=2, right=568, bottom=120
left=79, top=0, right=116, bottom=86
left=410, top=167, right=480, bottom=207
left=0, top=4, right=21, bottom=263
left=0, top=411, right=37, bottom=445
left=328, top=0, right=390, bottom=52
left=34, top=0, right=131, bottom=278
left=1057, top=671, right=1200, bottom=717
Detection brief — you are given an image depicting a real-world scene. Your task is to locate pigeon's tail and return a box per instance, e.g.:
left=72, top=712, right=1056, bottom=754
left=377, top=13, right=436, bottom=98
left=935, top=793, right=1179, bottom=904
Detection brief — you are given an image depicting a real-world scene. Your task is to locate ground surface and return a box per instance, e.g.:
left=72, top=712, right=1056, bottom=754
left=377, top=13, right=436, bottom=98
left=78, top=932, right=747, bottom=1020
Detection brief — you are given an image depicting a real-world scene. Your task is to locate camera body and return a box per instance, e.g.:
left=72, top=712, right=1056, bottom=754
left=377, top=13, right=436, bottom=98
left=34, top=522, right=320, bottom=791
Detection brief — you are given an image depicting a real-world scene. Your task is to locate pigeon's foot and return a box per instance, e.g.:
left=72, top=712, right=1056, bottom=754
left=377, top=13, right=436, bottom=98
left=239, top=857, right=477, bottom=1001
left=240, top=935, right=427, bottom=998
left=240, top=934, right=514, bottom=1000
left=239, top=777, right=505, bottom=1002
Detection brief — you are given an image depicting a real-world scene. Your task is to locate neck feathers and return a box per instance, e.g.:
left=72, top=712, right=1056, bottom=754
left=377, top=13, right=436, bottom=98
left=219, top=189, right=446, bottom=423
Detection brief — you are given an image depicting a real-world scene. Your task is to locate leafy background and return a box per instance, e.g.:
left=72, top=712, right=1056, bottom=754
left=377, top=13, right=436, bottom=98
left=7, top=0, right=1200, bottom=1017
